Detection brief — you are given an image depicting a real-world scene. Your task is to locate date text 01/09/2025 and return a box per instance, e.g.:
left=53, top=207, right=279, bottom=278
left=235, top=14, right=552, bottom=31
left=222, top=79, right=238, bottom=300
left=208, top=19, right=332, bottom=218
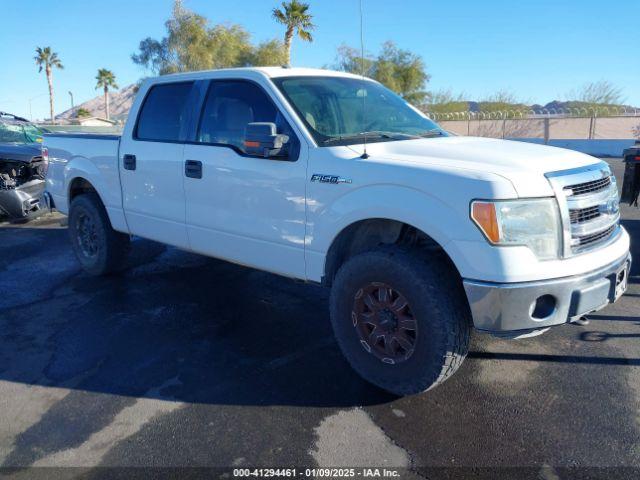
left=232, top=467, right=402, bottom=477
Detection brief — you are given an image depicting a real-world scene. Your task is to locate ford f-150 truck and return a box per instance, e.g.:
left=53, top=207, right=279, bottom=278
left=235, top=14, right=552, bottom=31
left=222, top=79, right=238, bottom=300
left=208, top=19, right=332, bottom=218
left=44, top=67, right=631, bottom=395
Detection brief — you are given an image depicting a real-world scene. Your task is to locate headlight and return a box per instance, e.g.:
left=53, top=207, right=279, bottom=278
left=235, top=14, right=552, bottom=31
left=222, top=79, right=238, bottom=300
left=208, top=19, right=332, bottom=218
left=471, top=198, right=561, bottom=260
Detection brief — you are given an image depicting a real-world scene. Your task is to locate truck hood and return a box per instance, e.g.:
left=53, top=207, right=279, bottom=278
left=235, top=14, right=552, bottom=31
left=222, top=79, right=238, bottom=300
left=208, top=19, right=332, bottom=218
left=0, top=143, right=43, bottom=164
left=359, top=136, right=605, bottom=197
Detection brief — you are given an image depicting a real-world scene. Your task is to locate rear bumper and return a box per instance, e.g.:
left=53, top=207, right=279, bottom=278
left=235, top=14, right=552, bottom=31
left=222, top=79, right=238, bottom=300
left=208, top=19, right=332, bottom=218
left=463, top=251, right=632, bottom=337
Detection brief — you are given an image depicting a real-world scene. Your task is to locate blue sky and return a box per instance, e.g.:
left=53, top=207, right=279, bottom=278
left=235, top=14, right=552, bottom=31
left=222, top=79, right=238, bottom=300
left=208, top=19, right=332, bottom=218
left=1, top=0, right=638, bottom=120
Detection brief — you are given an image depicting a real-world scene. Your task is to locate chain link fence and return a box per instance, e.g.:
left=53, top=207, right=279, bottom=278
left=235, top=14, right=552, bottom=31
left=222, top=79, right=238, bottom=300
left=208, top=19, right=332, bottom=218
left=426, top=108, right=640, bottom=141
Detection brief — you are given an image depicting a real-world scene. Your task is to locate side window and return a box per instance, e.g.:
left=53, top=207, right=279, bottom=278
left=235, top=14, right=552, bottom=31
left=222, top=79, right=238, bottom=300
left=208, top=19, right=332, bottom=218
left=135, top=82, right=194, bottom=142
left=197, top=80, right=295, bottom=155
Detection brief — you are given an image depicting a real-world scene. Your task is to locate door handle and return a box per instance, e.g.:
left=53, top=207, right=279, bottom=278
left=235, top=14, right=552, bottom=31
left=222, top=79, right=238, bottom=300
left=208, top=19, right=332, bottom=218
left=185, top=160, right=202, bottom=179
left=123, top=154, right=136, bottom=170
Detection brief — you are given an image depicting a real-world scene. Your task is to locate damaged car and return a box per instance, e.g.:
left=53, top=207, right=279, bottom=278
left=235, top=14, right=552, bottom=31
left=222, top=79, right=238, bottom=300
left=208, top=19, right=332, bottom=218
left=0, top=112, right=48, bottom=221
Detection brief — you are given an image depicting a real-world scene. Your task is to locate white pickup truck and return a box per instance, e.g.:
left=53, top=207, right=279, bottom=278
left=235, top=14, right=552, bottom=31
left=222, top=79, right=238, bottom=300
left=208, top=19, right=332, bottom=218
left=45, top=67, right=631, bottom=395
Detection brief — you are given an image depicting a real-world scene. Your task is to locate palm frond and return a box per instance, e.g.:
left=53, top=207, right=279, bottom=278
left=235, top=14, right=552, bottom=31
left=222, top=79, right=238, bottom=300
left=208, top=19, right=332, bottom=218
left=273, top=1, right=314, bottom=36
left=95, top=68, right=118, bottom=90
left=34, top=46, right=63, bottom=70
left=297, top=29, right=313, bottom=42
left=272, top=8, right=287, bottom=24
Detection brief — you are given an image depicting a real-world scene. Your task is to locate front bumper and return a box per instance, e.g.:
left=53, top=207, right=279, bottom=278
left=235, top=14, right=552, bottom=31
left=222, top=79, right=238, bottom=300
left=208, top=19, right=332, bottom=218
left=463, top=252, right=632, bottom=337
left=0, top=179, right=45, bottom=218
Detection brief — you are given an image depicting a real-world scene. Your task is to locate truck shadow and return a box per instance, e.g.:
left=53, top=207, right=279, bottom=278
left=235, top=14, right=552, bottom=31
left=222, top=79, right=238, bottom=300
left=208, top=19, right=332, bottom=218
left=0, top=232, right=395, bottom=409
left=585, top=313, right=640, bottom=323
left=467, top=351, right=640, bottom=366
left=579, top=331, right=640, bottom=342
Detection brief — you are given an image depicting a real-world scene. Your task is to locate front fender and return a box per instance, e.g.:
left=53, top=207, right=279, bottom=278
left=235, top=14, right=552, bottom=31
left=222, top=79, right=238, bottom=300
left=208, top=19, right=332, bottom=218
left=305, top=184, right=478, bottom=282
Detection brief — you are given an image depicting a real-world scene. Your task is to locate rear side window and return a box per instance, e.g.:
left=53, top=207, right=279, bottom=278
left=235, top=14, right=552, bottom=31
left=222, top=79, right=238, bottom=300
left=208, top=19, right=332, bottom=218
left=135, top=82, right=194, bottom=142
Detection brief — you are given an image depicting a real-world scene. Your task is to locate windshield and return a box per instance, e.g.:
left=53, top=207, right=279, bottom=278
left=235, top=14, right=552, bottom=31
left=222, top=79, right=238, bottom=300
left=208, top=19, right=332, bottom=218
left=0, top=121, right=45, bottom=144
left=272, top=76, right=446, bottom=146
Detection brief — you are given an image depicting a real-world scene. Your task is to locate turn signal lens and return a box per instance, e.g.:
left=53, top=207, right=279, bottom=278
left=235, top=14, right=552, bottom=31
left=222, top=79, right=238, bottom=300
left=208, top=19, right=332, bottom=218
left=471, top=202, right=500, bottom=243
left=470, top=199, right=561, bottom=260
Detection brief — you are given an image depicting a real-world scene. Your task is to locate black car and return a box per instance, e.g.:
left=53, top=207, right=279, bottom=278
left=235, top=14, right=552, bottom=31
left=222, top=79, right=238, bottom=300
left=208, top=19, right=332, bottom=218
left=621, top=140, right=640, bottom=207
left=0, top=112, right=48, bottom=220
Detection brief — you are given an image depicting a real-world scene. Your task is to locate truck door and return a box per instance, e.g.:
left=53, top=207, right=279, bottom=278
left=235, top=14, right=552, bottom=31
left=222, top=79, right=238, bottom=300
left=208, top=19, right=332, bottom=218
left=182, top=79, right=307, bottom=278
left=119, top=81, right=196, bottom=248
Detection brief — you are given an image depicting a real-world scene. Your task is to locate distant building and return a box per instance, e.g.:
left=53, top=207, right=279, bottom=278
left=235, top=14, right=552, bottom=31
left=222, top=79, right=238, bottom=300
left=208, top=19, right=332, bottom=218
left=40, top=115, right=122, bottom=133
left=71, top=116, right=118, bottom=127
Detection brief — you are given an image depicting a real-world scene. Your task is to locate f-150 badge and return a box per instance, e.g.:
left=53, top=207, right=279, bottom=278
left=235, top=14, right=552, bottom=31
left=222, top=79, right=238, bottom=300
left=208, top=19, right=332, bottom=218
left=310, top=174, right=352, bottom=184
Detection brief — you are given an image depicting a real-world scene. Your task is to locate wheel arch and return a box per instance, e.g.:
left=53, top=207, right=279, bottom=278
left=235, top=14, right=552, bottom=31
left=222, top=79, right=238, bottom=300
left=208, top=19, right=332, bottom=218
left=66, top=172, right=128, bottom=233
left=68, top=176, right=99, bottom=202
left=322, top=217, right=461, bottom=286
left=63, top=153, right=129, bottom=234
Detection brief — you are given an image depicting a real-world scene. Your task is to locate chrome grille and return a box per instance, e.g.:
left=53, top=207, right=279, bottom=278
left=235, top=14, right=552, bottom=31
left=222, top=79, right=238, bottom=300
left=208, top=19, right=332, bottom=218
left=575, top=225, right=616, bottom=249
left=563, top=176, right=611, bottom=196
left=569, top=205, right=600, bottom=224
left=546, top=163, right=620, bottom=257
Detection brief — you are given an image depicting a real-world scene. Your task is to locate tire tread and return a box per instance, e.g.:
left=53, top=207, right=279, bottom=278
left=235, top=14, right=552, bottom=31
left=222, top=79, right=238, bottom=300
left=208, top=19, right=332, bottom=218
left=69, top=192, right=130, bottom=275
left=330, top=246, right=471, bottom=395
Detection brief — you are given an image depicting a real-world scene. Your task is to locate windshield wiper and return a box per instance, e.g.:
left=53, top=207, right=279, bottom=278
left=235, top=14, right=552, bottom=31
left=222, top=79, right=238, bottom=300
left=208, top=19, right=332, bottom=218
left=418, top=128, right=445, bottom=138
left=322, top=131, right=419, bottom=145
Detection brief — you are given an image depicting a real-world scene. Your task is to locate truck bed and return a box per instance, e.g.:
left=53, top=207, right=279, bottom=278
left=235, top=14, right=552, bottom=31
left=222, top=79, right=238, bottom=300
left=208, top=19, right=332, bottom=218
left=44, top=133, right=122, bottom=220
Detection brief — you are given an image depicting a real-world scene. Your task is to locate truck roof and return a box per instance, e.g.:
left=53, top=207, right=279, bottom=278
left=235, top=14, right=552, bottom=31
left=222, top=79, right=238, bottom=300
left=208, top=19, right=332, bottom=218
left=248, top=67, right=365, bottom=79
left=149, top=66, right=370, bottom=83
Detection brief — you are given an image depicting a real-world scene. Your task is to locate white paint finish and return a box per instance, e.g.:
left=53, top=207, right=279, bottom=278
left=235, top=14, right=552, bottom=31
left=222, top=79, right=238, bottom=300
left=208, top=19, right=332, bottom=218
left=183, top=144, right=307, bottom=278
left=141, top=66, right=370, bottom=83
left=449, top=227, right=630, bottom=283
left=303, top=143, right=519, bottom=281
left=45, top=136, right=123, bottom=225
left=104, top=206, right=129, bottom=233
left=348, top=135, right=604, bottom=198
left=310, top=408, right=410, bottom=468
left=363, top=135, right=595, bottom=176
left=118, top=140, right=188, bottom=248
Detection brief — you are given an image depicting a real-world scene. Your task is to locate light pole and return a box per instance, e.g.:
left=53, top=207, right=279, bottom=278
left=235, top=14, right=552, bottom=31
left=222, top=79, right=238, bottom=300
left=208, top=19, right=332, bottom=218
left=28, top=93, right=48, bottom=122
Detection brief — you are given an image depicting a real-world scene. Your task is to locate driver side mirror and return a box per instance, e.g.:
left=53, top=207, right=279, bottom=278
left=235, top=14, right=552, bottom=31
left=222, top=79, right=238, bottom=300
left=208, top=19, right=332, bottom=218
left=244, top=122, right=289, bottom=158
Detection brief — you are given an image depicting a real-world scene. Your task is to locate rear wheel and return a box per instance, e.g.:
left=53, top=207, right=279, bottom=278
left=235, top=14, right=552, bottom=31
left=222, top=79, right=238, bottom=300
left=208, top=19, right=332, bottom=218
left=329, top=247, right=471, bottom=395
left=68, top=193, right=130, bottom=275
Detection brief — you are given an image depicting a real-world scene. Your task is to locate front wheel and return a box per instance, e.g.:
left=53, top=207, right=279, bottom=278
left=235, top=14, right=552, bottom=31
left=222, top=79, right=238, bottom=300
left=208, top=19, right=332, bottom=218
left=329, top=247, right=471, bottom=396
left=68, top=193, right=130, bottom=276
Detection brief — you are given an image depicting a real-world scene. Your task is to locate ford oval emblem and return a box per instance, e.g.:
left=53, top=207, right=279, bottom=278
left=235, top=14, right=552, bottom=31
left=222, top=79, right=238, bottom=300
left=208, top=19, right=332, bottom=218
left=599, top=199, right=619, bottom=215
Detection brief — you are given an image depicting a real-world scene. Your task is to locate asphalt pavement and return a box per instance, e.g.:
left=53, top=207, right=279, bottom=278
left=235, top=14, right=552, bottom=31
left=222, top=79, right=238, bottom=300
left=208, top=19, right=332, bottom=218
left=0, top=159, right=638, bottom=479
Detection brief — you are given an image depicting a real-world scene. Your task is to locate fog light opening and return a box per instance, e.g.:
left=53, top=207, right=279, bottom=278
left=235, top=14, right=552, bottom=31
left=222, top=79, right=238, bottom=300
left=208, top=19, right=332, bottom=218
left=530, top=295, right=556, bottom=320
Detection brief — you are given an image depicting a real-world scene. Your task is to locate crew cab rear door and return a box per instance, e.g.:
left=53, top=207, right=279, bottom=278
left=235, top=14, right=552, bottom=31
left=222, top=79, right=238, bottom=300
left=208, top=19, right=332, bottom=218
left=119, top=81, right=198, bottom=248
left=182, top=78, right=308, bottom=278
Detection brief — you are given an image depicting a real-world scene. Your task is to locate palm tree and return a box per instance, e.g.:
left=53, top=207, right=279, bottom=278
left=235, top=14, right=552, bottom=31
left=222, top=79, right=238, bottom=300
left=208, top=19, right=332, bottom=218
left=272, top=0, right=314, bottom=66
left=95, top=69, right=119, bottom=120
left=34, top=47, right=63, bottom=124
